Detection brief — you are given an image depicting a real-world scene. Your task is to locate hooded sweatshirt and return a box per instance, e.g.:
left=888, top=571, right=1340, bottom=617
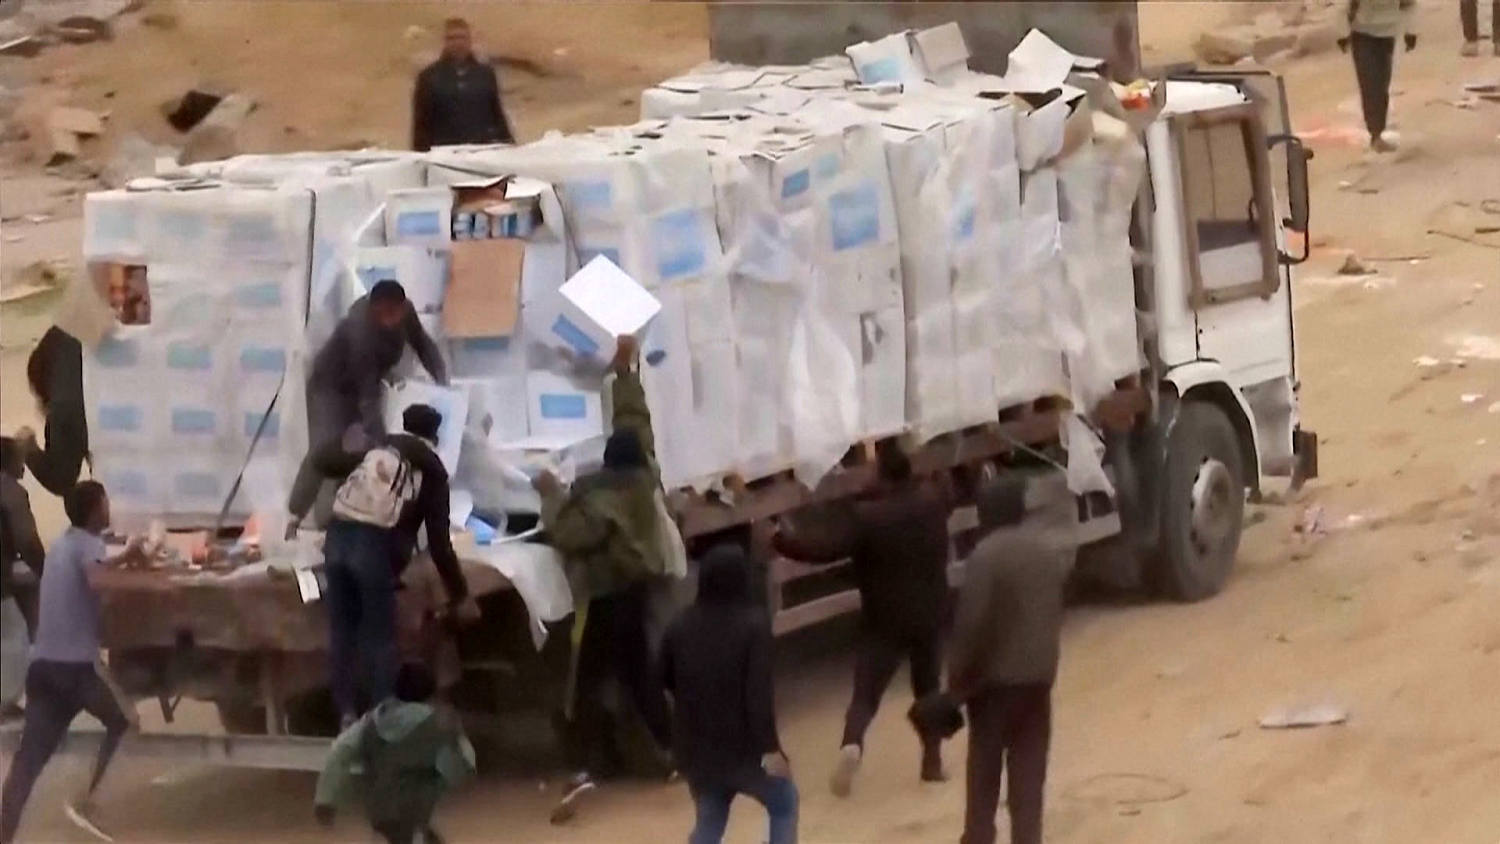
left=314, top=699, right=476, bottom=816
left=660, top=547, right=782, bottom=783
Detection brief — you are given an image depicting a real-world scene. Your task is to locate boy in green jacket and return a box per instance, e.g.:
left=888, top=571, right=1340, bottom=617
left=314, top=663, right=475, bottom=844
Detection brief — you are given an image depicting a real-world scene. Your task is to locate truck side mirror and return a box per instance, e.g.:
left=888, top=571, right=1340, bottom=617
left=1270, top=134, right=1312, bottom=264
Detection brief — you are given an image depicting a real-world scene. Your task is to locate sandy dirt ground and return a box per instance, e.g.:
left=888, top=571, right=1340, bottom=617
left=3, top=1, right=1500, bottom=842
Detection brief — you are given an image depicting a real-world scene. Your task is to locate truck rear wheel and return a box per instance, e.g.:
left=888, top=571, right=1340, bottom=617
left=1151, top=401, right=1245, bottom=601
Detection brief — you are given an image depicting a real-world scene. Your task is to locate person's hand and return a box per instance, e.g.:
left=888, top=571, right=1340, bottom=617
left=761, top=752, right=791, bottom=779
left=532, top=469, right=563, bottom=498
left=1336, top=36, right=1349, bottom=52
left=14, top=426, right=36, bottom=453
left=611, top=334, right=639, bottom=374
left=314, top=804, right=336, bottom=827
left=451, top=596, right=482, bottom=624
left=284, top=517, right=301, bottom=543
left=1404, top=33, right=1417, bottom=51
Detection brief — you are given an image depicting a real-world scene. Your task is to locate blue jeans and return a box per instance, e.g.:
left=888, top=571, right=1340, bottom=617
left=688, top=769, right=798, bottom=844
left=323, top=520, right=399, bottom=719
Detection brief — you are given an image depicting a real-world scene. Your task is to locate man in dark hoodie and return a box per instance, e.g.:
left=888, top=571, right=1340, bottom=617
left=773, top=441, right=952, bottom=796
left=948, top=474, right=1075, bottom=844
left=287, top=403, right=475, bottom=727
left=315, top=663, right=475, bottom=844
left=661, top=545, right=796, bottom=844
left=307, top=280, right=448, bottom=461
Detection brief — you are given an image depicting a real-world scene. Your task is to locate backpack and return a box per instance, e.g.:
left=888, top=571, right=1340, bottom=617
left=332, top=446, right=422, bottom=528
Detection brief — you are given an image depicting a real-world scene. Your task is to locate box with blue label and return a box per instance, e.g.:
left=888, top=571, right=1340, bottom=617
left=383, top=187, right=453, bottom=248
left=541, top=255, right=662, bottom=364
left=525, top=371, right=604, bottom=442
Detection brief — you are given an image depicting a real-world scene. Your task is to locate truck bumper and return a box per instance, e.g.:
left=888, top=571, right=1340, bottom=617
left=1293, top=427, right=1319, bottom=482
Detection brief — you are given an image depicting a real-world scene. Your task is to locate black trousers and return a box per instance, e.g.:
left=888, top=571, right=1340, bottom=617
left=1461, top=0, right=1499, bottom=43
left=566, top=583, right=672, bottom=774
left=0, top=661, right=131, bottom=843
left=961, top=684, right=1052, bottom=844
left=322, top=520, right=400, bottom=720
left=1350, top=32, right=1396, bottom=139
left=841, top=626, right=942, bottom=749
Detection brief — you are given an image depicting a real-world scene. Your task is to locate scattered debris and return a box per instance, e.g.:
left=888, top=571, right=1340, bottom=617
left=403, top=24, right=427, bottom=41
left=140, top=11, right=178, bottom=30
left=1246, top=510, right=1269, bottom=528
left=1461, top=393, right=1485, bottom=405
left=179, top=93, right=256, bottom=165
left=1194, top=30, right=1255, bottom=64
left=44, top=105, right=106, bottom=165
left=1488, top=402, right=1500, bottom=415
left=1296, top=504, right=1325, bottom=535
left=1063, top=773, right=1189, bottom=806
left=0, top=35, right=43, bottom=58
left=1337, top=252, right=1375, bottom=276
left=53, top=15, right=113, bottom=44
left=1, top=260, right=71, bottom=304
left=1258, top=703, right=1348, bottom=729
left=162, top=87, right=229, bottom=133
left=101, top=132, right=177, bottom=188
left=1219, top=728, right=1242, bottom=740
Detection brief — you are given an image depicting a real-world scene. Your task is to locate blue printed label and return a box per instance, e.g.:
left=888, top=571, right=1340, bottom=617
left=652, top=208, right=709, bottom=280
left=227, top=215, right=278, bottom=249
left=94, top=337, right=139, bottom=368
left=174, top=472, right=220, bottom=498
left=829, top=181, right=882, bottom=251
left=461, top=336, right=510, bottom=352
left=395, top=211, right=442, bottom=238
left=235, top=282, right=283, bottom=309
left=814, top=153, right=841, bottom=180
left=780, top=168, right=810, bottom=199
left=859, top=57, right=901, bottom=83
left=566, top=180, right=614, bottom=212
left=166, top=343, right=213, bottom=371
left=551, top=315, right=600, bottom=358
left=90, top=205, right=137, bottom=243
left=107, top=470, right=149, bottom=497
left=158, top=210, right=205, bottom=243
left=98, top=405, right=142, bottom=432
left=954, top=204, right=977, bottom=243
left=539, top=393, right=588, bottom=420
left=240, top=345, right=286, bottom=373
left=171, top=408, right=217, bottom=434
left=244, top=410, right=280, bottom=438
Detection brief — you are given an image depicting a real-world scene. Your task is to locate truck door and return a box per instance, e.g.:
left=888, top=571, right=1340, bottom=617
left=1170, top=95, right=1302, bottom=477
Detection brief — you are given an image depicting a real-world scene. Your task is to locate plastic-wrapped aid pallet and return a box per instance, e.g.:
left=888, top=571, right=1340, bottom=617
left=81, top=183, right=317, bottom=526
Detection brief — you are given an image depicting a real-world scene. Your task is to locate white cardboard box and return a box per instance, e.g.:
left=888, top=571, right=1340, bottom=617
left=542, top=255, right=662, bottom=363
left=525, top=370, right=605, bottom=442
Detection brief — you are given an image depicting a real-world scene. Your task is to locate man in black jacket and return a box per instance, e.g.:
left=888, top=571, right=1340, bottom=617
left=774, top=442, right=952, bottom=796
left=412, top=18, right=516, bottom=151
left=287, top=404, right=476, bottom=727
left=307, top=280, right=447, bottom=457
left=17, top=327, right=88, bottom=498
left=661, top=545, right=796, bottom=844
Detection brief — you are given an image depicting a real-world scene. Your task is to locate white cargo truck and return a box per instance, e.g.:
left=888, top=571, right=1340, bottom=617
left=9, top=23, right=1316, bottom=771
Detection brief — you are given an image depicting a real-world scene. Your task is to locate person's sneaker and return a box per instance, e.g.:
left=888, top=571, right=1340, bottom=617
left=1370, top=134, right=1399, bottom=154
left=829, top=744, right=862, bottom=798
left=64, top=800, right=114, bottom=843
left=549, top=773, right=597, bottom=825
left=1461, top=40, right=1480, bottom=57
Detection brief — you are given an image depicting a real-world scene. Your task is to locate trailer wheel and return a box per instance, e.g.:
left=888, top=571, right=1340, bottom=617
left=215, top=702, right=267, bottom=735
left=1151, top=400, right=1245, bottom=601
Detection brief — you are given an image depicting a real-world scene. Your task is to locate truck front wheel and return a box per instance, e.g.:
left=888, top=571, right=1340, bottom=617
left=1152, top=401, right=1245, bottom=601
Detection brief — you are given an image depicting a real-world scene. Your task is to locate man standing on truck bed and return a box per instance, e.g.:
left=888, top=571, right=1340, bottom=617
left=773, top=441, right=953, bottom=797
left=412, top=17, right=516, bottom=151
left=288, top=403, right=477, bottom=729
left=301, top=280, right=447, bottom=521
left=1, top=481, right=142, bottom=844
left=947, top=475, right=1074, bottom=844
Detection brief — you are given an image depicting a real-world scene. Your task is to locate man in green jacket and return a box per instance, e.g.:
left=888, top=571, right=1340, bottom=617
left=314, top=663, right=474, bottom=844
left=535, top=336, right=674, bottom=823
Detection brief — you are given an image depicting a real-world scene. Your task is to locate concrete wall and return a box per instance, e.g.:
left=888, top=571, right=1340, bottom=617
left=708, top=1, right=1141, bottom=80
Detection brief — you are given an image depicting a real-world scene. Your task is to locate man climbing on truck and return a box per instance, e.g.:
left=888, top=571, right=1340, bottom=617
left=287, top=403, right=477, bottom=729
left=773, top=441, right=953, bottom=797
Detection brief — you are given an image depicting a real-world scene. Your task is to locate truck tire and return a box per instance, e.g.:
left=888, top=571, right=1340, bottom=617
left=1151, top=400, right=1245, bottom=601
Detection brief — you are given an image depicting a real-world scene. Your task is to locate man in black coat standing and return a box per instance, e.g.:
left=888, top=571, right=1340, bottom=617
left=412, top=18, right=516, bottom=151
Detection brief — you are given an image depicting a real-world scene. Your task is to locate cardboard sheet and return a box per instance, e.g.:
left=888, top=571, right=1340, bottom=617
left=445, top=238, right=523, bottom=338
